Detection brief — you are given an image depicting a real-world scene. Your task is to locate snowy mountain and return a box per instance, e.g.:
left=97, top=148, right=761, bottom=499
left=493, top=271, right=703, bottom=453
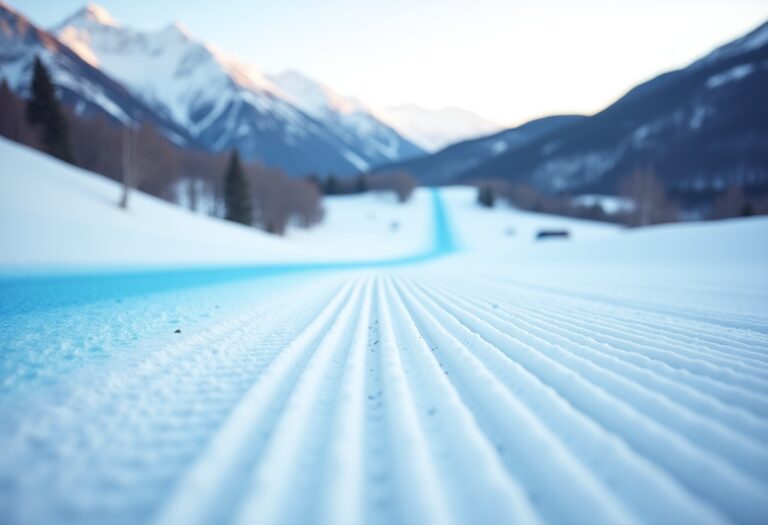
left=50, top=4, right=421, bottom=175
left=455, top=21, right=768, bottom=203
left=372, top=115, right=585, bottom=185
left=269, top=70, right=424, bottom=170
left=377, top=103, right=503, bottom=151
left=0, top=1, right=194, bottom=145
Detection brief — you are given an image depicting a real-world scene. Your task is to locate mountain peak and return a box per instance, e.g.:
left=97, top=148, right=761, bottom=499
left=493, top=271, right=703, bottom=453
left=62, top=3, right=120, bottom=28
left=161, top=21, right=191, bottom=39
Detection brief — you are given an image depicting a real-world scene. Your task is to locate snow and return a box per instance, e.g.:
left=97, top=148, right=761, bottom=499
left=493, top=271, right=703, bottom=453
left=377, top=103, right=503, bottom=152
left=0, top=138, right=430, bottom=269
left=2, top=140, right=768, bottom=525
left=572, top=194, right=635, bottom=215
left=697, top=22, right=768, bottom=67
left=269, top=70, right=419, bottom=163
left=287, top=190, right=433, bottom=257
left=53, top=6, right=305, bottom=138
left=706, top=63, right=756, bottom=88
left=491, top=139, right=509, bottom=154
left=51, top=7, right=420, bottom=168
left=269, top=70, right=366, bottom=119
left=341, top=149, right=370, bottom=171
left=531, top=151, right=620, bottom=191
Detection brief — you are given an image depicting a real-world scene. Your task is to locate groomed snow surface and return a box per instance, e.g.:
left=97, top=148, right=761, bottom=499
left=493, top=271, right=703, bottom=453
left=1, top=138, right=768, bottom=525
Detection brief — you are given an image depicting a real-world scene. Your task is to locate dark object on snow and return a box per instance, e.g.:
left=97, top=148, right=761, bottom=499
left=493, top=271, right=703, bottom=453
left=174, top=328, right=181, bottom=334
left=477, top=185, right=495, bottom=208
left=536, top=229, right=570, bottom=240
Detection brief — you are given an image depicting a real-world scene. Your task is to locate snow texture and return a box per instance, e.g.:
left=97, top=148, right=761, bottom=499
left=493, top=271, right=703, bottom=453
left=1, top=139, right=768, bottom=525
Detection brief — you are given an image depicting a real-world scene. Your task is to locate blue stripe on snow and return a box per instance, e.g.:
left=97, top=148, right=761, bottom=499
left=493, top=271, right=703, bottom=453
left=0, top=188, right=458, bottom=315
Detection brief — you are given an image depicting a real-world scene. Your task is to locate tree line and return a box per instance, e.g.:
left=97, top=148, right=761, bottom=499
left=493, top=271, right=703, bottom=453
left=475, top=166, right=768, bottom=225
left=306, top=171, right=417, bottom=203
left=0, top=57, right=323, bottom=235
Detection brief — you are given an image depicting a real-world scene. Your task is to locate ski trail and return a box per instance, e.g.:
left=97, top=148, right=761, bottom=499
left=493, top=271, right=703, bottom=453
left=381, top=276, right=543, bottom=525
left=2, top=189, right=767, bottom=525
left=425, top=276, right=768, bottom=440
left=230, top=277, right=372, bottom=525
left=396, top=275, right=728, bottom=525
left=152, top=277, right=365, bottom=525
left=410, top=274, right=768, bottom=524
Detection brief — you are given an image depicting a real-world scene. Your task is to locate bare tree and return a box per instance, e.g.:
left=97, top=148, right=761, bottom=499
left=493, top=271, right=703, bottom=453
left=134, top=122, right=178, bottom=200
left=369, top=170, right=417, bottom=203
left=119, top=119, right=138, bottom=209
left=710, top=186, right=754, bottom=219
left=618, top=166, right=678, bottom=226
left=119, top=117, right=180, bottom=209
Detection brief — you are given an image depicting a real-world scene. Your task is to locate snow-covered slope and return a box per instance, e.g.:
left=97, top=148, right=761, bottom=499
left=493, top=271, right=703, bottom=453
left=0, top=138, right=307, bottom=268
left=270, top=71, right=424, bottom=169
left=0, top=137, right=433, bottom=268
left=2, top=137, right=768, bottom=525
left=378, top=103, right=503, bottom=151
left=50, top=4, right=421, bottom=174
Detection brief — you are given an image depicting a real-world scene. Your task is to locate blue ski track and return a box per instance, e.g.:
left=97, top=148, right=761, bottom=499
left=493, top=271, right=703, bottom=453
left=0, top=188, right=459, bottom=317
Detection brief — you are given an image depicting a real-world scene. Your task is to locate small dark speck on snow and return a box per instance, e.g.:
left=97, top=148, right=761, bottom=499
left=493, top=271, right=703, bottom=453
left=174, top=329, right=182, bottom=334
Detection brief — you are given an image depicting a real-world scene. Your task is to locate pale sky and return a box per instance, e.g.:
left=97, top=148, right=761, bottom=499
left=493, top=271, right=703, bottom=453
left=13, top=0, right=768, bottom=126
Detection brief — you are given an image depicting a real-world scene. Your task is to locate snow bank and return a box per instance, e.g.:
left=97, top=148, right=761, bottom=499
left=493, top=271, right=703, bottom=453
left=0, top=139, right=321, bottom=270
left=0, top=138, right=430, bottom=270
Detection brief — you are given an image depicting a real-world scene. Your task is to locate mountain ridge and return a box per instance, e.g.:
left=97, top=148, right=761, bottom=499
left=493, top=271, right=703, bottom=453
left=0, top=2, right=425, bottom=176
left=378, top=19, right=768, bottom=206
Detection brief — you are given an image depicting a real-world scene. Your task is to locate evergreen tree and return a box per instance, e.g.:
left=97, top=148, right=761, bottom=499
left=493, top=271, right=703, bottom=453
left=26, top=56, right=72, bottom=163
left=223, top=150, right=253, bottom=225
left=355, top=173, right=369, bottom=194
left=324, top=174, right=339, bottom=196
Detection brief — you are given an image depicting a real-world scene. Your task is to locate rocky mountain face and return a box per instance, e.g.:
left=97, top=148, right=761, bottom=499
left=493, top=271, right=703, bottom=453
left=459, top=22, right=768, bottom=204
left=1, top=3, right=424, bottom=175
left=382, top=21, right=768, bottom=208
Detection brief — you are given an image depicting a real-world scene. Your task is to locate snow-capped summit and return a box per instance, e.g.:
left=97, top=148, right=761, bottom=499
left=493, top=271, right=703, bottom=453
left=694, top=21, right=768, bottom=67
left=377, top=103, right=503, bottom=152
left=59, top=3, right=120, bottom=28
left=0, top=2, right=193, bottom=143
left=54, top=3, right=289, bottom=129
left=270, top=70, right=424, bottom=169
left=270, top=70, right=366, bottom=118
left=49, top=4, right=422, bottom=174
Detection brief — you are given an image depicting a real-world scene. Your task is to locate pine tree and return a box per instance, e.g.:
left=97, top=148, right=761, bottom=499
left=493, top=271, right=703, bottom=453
left=355, top=173, right=369, bottom=194
left=26, top=56, right=73, bottom=163
left=324, top=174, right=339, bottom=195
left=223, top=150, right=252, bottom=225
